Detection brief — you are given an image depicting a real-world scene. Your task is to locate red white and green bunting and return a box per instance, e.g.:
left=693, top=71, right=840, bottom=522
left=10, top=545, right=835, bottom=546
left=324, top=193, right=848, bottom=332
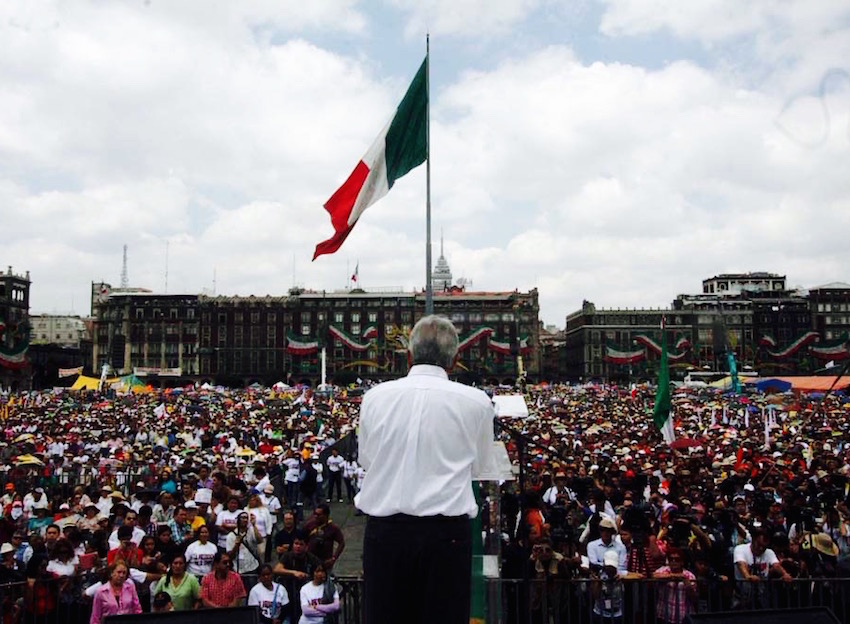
left=487, top=336, right=532, bottom=355
left=633, top=335, right=690, bottom=362
left=675, top=336, right=691, bottom=351
left=362, top=326, right=378, bottom=340
left=0, top=343, right=28, bottom=369
left=810, top=338, right=850, bottom=361
left=0, top=324, right=28, bottom=369
left=458, top=327, right=494, bottom=352
left=603, top=345, right=646, bottom=365
left=329, top=325, right=372, bottom=352
left=285, top=333, right=319, bottom=356
left=765, top=331, right=819, bottom=359
left=759, top=335, right=777, bottom=348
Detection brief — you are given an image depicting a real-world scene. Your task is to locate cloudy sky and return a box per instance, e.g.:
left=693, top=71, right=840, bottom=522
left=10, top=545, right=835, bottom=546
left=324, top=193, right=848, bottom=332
left=2, top=1, right=849, bottom=327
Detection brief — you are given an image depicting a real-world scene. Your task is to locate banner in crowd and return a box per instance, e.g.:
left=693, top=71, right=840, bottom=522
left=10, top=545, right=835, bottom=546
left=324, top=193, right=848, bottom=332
left=58, top=366, right=84, bottom=378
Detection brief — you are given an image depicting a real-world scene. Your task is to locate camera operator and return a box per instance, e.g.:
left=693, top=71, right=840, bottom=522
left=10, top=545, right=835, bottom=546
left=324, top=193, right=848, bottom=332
left=527, top=539, right=570, bottom=623
left=542, top=472, right=575, bottom=508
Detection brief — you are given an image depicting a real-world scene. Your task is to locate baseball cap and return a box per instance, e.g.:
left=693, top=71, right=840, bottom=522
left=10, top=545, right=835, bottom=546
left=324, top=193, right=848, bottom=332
left=603, top=551, right=619, bottom=568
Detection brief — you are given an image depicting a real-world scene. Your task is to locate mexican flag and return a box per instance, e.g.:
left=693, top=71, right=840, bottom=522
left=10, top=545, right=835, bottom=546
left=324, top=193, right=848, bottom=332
left=313, top=58, right=428, bottom=260
left=652, top=317, right=675, bottom=444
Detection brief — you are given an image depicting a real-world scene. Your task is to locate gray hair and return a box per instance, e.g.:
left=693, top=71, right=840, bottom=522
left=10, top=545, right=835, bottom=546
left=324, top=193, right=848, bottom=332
left=409, top=315, right=459, bottom=369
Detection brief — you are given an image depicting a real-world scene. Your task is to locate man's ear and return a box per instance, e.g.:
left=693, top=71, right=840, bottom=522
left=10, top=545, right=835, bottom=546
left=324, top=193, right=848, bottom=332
left=407, top=352, right=413, bottom=369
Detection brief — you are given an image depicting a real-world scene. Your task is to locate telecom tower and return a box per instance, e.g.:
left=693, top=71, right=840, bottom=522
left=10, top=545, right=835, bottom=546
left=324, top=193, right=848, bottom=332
left=120, top=245, right=129, bottom=289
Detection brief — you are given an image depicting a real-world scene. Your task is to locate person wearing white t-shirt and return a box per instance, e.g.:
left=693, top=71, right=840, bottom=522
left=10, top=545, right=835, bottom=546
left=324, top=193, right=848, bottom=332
left=342, top=459, right=358, bottom=503
left=733, top=529, right=792, bottom=608
left=215, top=496, right=243, bottom=549
left=248, top=564, right=289, bottom=624
left=283, top=453, right=301, bottom=508
left=184, top=526, right=218, bottom=578
left=325, top=449, right=345, bottom=503
left=298, top=565, right=339, bottom=624
left=311, top=456, right=324, bottom=503
left=261, top=484, right=282, bottom=524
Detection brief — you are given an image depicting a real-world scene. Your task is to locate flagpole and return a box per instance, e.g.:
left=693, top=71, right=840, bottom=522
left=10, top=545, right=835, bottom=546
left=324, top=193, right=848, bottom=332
left=425, top=34, right=434, bottom=315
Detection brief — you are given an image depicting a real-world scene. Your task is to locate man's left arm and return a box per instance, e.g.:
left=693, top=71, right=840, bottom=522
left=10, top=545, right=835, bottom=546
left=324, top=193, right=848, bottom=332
left=471, top=401, right=496, bottom=479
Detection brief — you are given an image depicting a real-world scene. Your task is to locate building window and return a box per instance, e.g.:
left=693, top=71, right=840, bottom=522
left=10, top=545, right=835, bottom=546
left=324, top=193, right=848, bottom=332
left=267, top=327, right=276, bottom=347
left=368, top=312, right=377, bottom=323
left=136, top=309, right=144, bottom=319
left=234, top=326, right=243, bottom=346
left=251, top=311, right=260, bottom=324
left=234, top=312, right=243, bottom=323
left=218, top=330, right=227, bottom=346
left=351, top=324, right=361, bottom=335
left=268, top=312, right=276, bottom=323
left=301, top=324, right=311, bottom=336
left=334, top=312, right=344, bottom=324
left=218, top=313, right=227, bottom=324
left=170, top=309, right=178, bottom=319
left=351, top=312, right=361, bottom=322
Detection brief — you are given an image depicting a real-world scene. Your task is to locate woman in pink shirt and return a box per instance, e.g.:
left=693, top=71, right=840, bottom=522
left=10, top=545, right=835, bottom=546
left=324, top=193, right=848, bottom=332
left=90, top=562, right=142, bottom=624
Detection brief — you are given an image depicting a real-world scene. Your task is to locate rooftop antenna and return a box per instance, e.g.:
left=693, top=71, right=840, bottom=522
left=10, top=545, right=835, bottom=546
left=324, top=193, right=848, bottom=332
left=120, top=244, right=129, bottom=289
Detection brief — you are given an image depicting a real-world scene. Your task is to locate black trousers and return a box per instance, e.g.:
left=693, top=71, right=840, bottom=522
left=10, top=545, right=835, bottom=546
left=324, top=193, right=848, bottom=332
left=363, top=514, right=472, bottom=624
left=327, top=471, right=343, bottom=500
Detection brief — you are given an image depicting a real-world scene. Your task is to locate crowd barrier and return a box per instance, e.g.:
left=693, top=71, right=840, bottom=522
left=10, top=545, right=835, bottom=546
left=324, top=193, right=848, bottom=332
left=1, top=575, right=849, bottom=624
left=0, top=573, right=362, bottom=624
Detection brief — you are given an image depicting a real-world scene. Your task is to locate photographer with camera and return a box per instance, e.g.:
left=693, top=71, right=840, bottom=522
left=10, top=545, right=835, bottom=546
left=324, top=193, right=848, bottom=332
left=527, top=538, right=570, bottom=624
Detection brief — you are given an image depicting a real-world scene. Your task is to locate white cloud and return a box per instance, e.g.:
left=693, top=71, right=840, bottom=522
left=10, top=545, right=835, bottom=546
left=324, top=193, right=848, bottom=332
left=2, top=1, right=850, bottom=328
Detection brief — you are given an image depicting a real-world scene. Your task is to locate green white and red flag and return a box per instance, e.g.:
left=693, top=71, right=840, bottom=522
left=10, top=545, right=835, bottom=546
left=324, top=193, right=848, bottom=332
left=314, top=59, right=428, bottom=260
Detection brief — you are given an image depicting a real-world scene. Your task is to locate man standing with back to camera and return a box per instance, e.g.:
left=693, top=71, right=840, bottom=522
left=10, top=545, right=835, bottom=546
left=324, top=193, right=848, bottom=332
left=356, top=315, right=496, bottom=624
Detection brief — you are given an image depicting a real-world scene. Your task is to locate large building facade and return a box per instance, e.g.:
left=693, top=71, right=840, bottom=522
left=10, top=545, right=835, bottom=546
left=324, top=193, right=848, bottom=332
left=91, top=285, right=541, bottom=387
left=565, top=274, right=850, bottom=382
left=0, top=266, right=31, bottom=391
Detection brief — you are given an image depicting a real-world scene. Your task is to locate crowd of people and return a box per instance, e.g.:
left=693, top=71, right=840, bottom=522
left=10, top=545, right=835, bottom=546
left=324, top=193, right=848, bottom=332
left=0, top=376, right=849, bottom=622
left=497, top=381, right=850, bottom=622
left=0, top=384, right=358, bottom=623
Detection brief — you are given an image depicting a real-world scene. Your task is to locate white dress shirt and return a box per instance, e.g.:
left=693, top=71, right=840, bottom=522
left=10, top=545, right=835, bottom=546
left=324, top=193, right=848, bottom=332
left=355, top=364, right=495, bottom=518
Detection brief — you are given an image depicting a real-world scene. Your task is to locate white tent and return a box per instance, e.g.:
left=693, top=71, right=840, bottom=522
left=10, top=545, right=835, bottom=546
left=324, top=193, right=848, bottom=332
left=493, top=394, right=530, bottom=419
